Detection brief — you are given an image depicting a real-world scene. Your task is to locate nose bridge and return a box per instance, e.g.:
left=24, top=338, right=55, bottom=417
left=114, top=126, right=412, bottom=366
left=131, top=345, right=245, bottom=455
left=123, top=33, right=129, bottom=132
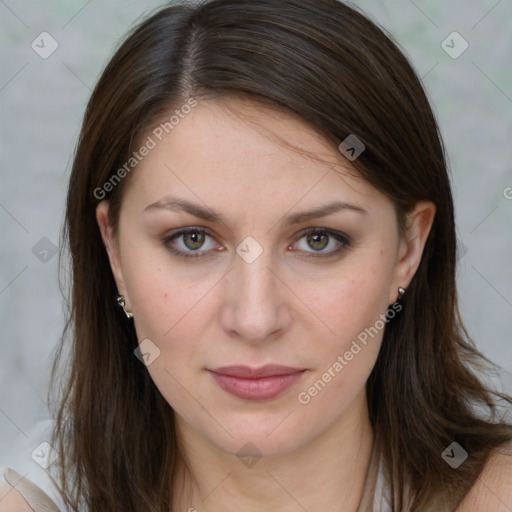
left=239, top=249, right=274, bottom=300
left=222, top=239, right=288, bottom=342
left=235, top=234, right=274, bottom=293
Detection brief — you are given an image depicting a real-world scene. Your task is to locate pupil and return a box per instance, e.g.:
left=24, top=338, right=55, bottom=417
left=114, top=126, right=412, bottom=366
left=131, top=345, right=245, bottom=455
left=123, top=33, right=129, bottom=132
left=308, top=233, right=328, bottom=251
left=185, top=231, right=204, bottom=249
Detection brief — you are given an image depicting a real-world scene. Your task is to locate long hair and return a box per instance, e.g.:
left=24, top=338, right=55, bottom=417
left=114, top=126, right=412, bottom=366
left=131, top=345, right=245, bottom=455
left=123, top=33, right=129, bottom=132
left=50, top=1, right=512, bottom=510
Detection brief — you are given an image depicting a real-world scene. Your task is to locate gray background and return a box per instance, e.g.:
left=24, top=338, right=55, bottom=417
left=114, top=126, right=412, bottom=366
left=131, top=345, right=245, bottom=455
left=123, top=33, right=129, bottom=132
left=1, top=0, right=511, bottom=504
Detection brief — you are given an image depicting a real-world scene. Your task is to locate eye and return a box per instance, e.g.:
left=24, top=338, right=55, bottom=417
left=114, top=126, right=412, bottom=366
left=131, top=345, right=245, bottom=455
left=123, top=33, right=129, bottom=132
left=163, top=227, right=221, bottom=258
left=163, top=227, right=350, bottom=259
left=291, top=228, right=350, bottom=257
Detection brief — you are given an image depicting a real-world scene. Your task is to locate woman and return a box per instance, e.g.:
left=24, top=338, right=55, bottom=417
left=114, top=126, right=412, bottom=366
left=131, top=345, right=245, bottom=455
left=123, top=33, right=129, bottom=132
left=2, top=0, right=511, bottom=510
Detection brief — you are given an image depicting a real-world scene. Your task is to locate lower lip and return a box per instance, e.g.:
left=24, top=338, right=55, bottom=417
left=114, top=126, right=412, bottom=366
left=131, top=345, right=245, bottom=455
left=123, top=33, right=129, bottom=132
left=208, top=371, right=306, bottom=401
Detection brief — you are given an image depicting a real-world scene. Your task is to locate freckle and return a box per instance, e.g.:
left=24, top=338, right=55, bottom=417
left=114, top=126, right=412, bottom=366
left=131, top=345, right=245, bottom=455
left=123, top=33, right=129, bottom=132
left=164, top=293, right=168, bottom=299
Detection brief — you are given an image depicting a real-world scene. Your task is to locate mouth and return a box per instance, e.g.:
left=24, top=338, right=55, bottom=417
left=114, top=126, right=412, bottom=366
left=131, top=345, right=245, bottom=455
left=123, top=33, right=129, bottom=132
left=207, top=365, right=307, bottom=401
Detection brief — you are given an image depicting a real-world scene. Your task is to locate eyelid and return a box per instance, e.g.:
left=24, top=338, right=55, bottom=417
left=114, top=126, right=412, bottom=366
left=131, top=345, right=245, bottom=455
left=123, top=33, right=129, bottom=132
left=289, top=227, right=350, bottom=257
left=163, top=226, right=350, bottom=259
left=163, top=227, right=221, bottom=259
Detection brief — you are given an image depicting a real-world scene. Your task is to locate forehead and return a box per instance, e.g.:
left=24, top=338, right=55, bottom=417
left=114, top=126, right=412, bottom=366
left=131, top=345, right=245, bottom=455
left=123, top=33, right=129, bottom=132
left=121, top=97, right=388, bottom=217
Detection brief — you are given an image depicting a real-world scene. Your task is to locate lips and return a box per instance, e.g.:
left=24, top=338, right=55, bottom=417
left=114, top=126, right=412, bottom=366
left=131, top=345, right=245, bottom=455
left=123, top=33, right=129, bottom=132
left=208, top=365, right=306, bottom=401
left=211, top=365, right=305, bottom=378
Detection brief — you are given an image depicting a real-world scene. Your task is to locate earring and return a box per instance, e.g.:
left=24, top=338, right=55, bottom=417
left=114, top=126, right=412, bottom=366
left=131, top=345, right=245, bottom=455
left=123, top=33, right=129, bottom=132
left=116, top=294, right=134, bottom=318
left=397, top=287, right=405, bottom=301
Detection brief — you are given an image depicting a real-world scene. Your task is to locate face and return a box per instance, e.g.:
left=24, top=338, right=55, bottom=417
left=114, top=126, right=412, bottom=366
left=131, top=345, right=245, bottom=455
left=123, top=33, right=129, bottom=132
left=97, top=97, right=434, bottom=460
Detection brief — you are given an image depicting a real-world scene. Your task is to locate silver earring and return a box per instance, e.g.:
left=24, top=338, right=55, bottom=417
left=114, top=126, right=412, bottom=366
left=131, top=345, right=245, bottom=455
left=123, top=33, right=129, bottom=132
left=116, top=294, right=134, bottom=318
left=397, top=287, right=405, bottom=301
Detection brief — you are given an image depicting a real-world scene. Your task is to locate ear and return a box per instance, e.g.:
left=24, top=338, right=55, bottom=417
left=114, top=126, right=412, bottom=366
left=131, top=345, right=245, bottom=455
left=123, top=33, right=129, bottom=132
left=96, top=201, right=129, bottom=301
left=389, top=200, right=436, bottom=304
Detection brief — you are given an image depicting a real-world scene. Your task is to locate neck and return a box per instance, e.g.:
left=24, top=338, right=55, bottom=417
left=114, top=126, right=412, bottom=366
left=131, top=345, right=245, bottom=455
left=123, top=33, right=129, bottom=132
left=172, top=389, right=375, bottom=512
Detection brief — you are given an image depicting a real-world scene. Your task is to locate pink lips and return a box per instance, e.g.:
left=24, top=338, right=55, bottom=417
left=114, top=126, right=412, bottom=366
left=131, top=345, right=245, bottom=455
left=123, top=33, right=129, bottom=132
left=208, top=365, right=306, bottom=401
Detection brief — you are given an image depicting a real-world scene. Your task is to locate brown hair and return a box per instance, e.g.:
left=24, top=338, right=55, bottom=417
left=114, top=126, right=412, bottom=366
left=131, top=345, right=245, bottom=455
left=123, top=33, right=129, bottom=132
left=50, top=0, right=512, bottom=510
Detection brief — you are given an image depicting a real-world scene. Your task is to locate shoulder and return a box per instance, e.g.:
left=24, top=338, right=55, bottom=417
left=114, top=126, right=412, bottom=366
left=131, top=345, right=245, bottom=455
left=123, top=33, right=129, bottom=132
left=455, top=442, right=512, bottom=512
left=0, top=467, right=60, bottom=512
left=0, top=468, right=34, bottom=512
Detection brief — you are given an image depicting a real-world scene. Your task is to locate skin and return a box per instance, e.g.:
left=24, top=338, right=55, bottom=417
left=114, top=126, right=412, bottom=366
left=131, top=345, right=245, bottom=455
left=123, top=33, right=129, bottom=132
left=0, top=482, right=32, bottom=512
left=457, top=444, right=512, bottom=512
left=95, top=96, right=436, bottom=511
left=97, top=94, right=438, bottom=512
left=0, top=470, right=59, bottom=512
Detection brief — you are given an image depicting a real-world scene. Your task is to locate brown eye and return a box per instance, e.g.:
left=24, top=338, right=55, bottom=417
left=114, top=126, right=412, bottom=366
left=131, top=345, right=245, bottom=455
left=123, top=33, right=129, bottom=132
left=163, top=228, right=220, bottom=258
left=306, top=232, right=329, bottom=251
left=182, top=231, right=206, bottom=250
left=292, top=228, right=350, bottom=257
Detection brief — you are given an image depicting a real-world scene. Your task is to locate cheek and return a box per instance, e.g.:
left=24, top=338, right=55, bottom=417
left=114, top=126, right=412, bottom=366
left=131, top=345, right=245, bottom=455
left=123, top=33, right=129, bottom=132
left=120, top=243, right=226, bottom=407
left=293, top=271, right=391, bottom=419
left=120, top=237, right=219, bottom=340
left=292, top=256, right=393, bottom=391
left=300, top=261, right=391, bottom=348
left=122, top=253, right=216, bottom=411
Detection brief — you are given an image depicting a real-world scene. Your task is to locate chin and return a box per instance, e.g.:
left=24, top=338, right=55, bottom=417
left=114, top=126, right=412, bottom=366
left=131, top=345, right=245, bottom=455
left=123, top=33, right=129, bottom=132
left=198, top=411, right=315, bottom=460
left=217, top=431, right=304, bottom=461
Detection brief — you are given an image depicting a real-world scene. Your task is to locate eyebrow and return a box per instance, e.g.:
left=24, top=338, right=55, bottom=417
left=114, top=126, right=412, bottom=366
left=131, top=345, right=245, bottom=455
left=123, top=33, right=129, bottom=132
left=144, top=195, right=367, bottom=226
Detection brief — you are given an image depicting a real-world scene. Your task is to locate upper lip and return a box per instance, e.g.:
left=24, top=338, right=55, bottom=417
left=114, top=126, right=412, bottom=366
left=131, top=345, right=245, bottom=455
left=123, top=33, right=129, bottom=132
left=209, top=365, right=305, bottom=378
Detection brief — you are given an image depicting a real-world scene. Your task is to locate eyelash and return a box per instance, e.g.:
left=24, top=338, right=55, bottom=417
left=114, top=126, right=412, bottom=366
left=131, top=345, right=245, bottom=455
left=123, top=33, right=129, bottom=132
left=162, top=227, right=350, bottom=259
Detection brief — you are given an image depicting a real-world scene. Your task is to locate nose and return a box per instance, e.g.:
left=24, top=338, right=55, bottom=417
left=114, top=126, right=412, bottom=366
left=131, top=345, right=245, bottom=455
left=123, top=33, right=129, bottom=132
left=219, top=244, right=292, bottom=345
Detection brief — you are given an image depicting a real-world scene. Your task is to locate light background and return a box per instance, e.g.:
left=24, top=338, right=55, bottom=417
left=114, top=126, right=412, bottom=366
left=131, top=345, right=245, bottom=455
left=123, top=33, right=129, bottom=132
left=1, top=0, right=511, bottom=505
